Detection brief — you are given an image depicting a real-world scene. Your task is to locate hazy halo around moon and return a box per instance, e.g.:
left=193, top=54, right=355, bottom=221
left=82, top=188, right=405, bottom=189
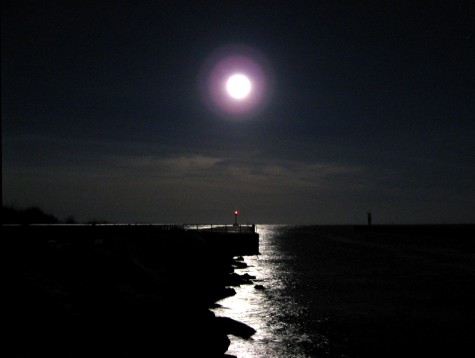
left=199, top=43, right=274, bottom=120
left=226, top=74, right=252, bottom=100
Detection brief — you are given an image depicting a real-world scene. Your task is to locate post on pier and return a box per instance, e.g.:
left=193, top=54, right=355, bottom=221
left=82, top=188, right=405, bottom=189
left=234, top=209, right=239, bottom=227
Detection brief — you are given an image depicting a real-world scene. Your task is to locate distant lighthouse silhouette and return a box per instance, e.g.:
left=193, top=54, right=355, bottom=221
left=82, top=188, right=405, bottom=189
left=367, top=212, right=372, bottom=226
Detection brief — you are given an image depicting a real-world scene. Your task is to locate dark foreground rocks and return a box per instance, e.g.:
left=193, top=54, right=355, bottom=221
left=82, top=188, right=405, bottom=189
left=3, top=227, right=256, bottom=357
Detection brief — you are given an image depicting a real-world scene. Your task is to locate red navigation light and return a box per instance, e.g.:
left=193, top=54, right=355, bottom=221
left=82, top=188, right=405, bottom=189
left=234, top=210, right=239, bottom=215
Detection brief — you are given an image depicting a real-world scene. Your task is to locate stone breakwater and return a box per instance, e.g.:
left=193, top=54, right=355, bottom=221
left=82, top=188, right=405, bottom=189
left=3, top=225, right=258, bottom=357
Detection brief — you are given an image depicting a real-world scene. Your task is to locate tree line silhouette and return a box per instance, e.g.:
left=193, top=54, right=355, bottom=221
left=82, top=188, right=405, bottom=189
left=2, top=206, right=108, bottom=225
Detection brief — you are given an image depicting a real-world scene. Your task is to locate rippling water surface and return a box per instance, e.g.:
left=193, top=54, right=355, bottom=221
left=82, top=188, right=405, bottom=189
left=212, top=225, right=330, bottom=357
left=212, top=224, right=475, bottom=358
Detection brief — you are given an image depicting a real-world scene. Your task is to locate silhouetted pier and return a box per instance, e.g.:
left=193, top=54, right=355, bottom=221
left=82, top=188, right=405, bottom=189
left=3, top=222, right=260, bottom=357
left=185, top=223, right=256, bottom=234
left=3, top=223, right=260, bottom=256
left=186, top=224, right=259, bottom=256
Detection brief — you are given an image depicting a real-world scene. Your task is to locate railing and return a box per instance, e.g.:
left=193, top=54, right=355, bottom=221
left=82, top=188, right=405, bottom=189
left=2, top=223, right=257, bottom=233
left=184, top=224, right=256, bottom=234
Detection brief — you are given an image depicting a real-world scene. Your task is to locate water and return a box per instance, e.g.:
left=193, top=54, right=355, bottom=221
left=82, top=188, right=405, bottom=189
left=212, top=225, right=332, bottom=357
left=212, top=224, right=475, bottom=357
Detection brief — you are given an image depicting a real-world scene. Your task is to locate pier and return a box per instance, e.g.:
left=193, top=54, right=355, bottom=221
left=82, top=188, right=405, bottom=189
left=3, top=223, right=260, bottom=257
left=3, top=222, right=260, bottom=357
left=187, top=224, right=259, bottom=256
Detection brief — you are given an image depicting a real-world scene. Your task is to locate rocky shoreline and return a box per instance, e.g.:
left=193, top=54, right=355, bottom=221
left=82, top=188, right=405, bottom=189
left=4, top=228, right=257, bottom=357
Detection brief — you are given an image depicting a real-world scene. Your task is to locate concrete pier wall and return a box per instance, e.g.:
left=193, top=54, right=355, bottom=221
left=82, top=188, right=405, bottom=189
left=3, top=224, right=260, bottom=257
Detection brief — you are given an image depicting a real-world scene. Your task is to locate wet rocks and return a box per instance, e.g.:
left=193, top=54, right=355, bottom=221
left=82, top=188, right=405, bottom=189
left=216, top=316, right=257, bottom=338
left=4, top=229, right=255, bottom=357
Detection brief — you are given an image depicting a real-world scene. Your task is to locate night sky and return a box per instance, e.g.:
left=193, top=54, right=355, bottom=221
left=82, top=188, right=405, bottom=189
left=2, top=1, right=474, bottom=224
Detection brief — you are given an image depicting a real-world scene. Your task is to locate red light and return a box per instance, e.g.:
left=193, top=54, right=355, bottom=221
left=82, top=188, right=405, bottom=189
left=234, top=210, right=239, bottom=215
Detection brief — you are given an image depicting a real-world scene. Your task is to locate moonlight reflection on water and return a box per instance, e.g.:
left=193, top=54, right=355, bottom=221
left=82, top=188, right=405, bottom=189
left=211, top=225, right=328, bottom=357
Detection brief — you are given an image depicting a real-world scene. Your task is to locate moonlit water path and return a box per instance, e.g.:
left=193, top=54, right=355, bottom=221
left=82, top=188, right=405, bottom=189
left=211, top=225, right=329, bottom=357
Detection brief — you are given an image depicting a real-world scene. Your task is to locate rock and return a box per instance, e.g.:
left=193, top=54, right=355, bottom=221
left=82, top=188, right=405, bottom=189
left=226, top=272, right=244, bottom=286
left=4, top=227, right=253, bottom=357
left=232, top=260, right=248, bottom=269
left=241, top=273, right=256, bottom=280
left=216, top=316, right=256, bottom=339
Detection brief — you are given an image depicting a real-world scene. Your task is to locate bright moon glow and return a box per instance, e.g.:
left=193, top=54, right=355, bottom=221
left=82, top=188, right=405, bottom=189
left=201, top=44, right=273, bottom=118
left=226, top=74, right=251, bottom=99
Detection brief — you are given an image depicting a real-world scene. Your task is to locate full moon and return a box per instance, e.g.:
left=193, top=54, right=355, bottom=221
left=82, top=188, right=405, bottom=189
left=201, top=44, right=273, bottom=118
left=226, top=74, right=251, bottom=99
